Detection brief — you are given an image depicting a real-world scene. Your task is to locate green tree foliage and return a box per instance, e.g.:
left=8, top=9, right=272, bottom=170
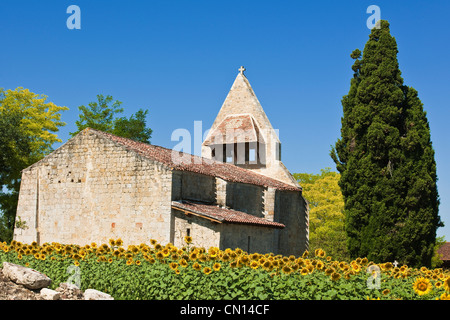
left=113, top=109, right=153, bottom=144
left=70, top=94, right=152, bottom=144
left=431, top=236, right=446, bottom=268
left=0, top=87, right=68, bottom=241
left=331, top=21, right=442, bottom=267
left=294, top=168, right=349, bottom=261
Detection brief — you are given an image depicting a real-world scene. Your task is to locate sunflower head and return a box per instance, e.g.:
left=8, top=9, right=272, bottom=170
left=331, top=272, right=341, bottom=281
left=300, top=267, right=309, bottom=276
left=203, top=267, right=212, bottom=275
left=443, top=276, right=450, bottom=292
left=413, top=277, right=432, bottom=296
left=184, top=236, right=193, bottom=244
left=282, top=265, right=292, bottom=274
left=192, top=262, right=201, bottom=271
left=169, top=262, right=178, bottom=270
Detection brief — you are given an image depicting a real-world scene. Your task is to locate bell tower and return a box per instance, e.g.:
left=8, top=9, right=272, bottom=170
left=202, top=67, right=298, bottom=187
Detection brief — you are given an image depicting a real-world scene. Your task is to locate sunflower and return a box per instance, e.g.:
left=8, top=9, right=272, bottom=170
left=331, top=272, right=341, bottom=281
left=316, top=261, right=324, bottom=270
left=150, top=239, right=158, bottom=246
left=109, top=239, right=116, bottom=247
left=189, top=252, right=198, bottom=261
left=169, top=262, right=178, bottom=270
left=230, top=261, right=238, bottom=268
left=443, top=276, right=450, bottom=292
left=239, top=255, right=249, bottom=265
left=115, top=238, right=123, bottom=247
left=282, top=265, right=292, bottom=274
left=413, top=277, right=432, bottom=296
left=184, top=236, right=193, bottom=244
left=155, top=251, right=164, bottom=260
left=125, top=253, right=133, bottom=259
left=192, top=262, right=201, bottom=271
left=325, top=267, right=334, bottom=276
left=435, top=281, right=443, bottom=289
left=209, top=247, right=219, bottom=257
left=300, top=267, right=309, bottom=275
left=74, top=260, right=80, bottom=267
left=382, top=289, right=390, bottom=296
left=250, top=261, right=259, bottom=269
left=383, top=262, right=393, bottom=271
left=439, top=292, right=450, bottom=300
left=213, top=263, right=221, bottom=271
left=126, top=259, right=133, bottom=265
left=262, top=261, right=273, bottom=271
left=199, top=253, right=208, bottom=262
left=351, top=264, right=361, bottom=272
left=179, top=259, right=188, bottom=268
left=203, top=267, right=212, bottom=275
left=72, top=254, right=81, bottom=260
left=221, top=253, right=231, bottom=262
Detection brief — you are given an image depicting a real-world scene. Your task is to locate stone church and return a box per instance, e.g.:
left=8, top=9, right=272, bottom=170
left=13, top=67, right=309, bottom=256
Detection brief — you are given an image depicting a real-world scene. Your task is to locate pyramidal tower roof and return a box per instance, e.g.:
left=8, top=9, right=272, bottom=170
left=206, top=66, right=280, bottom=143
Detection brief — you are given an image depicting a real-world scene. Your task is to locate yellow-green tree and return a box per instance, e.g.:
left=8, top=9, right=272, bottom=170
left=293, top=168, right=349, bottom=261
left=0, top=87, right=68, bottom=241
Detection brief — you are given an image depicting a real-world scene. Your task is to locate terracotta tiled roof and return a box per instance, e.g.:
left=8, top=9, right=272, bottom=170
left=90, top=128, right=300, bottom=191
left=172, top=200, right=285, bottom=229
left=203, top=114, right=263, bottom=145
left=437, top=242, right=450, bottom=261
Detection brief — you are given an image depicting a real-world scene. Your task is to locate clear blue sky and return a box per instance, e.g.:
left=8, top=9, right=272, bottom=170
left=1, top=1, right=449, bottom=240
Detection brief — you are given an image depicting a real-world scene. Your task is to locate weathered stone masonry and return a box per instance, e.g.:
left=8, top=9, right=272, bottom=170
left=15, top=130, right=173, bottom=246
left=14, top=68, right=309, bottom=255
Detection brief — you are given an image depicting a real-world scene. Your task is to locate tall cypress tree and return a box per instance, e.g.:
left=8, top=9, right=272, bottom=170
left=331, top=20, right=442, bottom=267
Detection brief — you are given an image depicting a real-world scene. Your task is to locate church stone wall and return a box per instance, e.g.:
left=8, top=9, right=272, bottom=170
left=225, top=182, right=264, bottom=217
left=171, top=209, right=278, bottom=254
left=171, top=171, right=216, bottom=203
left=274, top=190, right=309, bottom=256
left=220, top=224, right=278, bottom=254
left=171, top=209, right=221, bottom=249
left=14, top=129, right=173, bottom=247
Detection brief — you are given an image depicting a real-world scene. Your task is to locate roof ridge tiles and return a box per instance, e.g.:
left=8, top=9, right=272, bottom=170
left=89, top=128, right=300, bottom=191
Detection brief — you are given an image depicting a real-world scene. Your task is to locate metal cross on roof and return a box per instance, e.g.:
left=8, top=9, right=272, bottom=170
left=239, top=66, right=246, bottom=74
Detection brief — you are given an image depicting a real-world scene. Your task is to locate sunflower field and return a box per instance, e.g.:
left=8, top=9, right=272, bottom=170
left=1, top=237, right=449, bottom=300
